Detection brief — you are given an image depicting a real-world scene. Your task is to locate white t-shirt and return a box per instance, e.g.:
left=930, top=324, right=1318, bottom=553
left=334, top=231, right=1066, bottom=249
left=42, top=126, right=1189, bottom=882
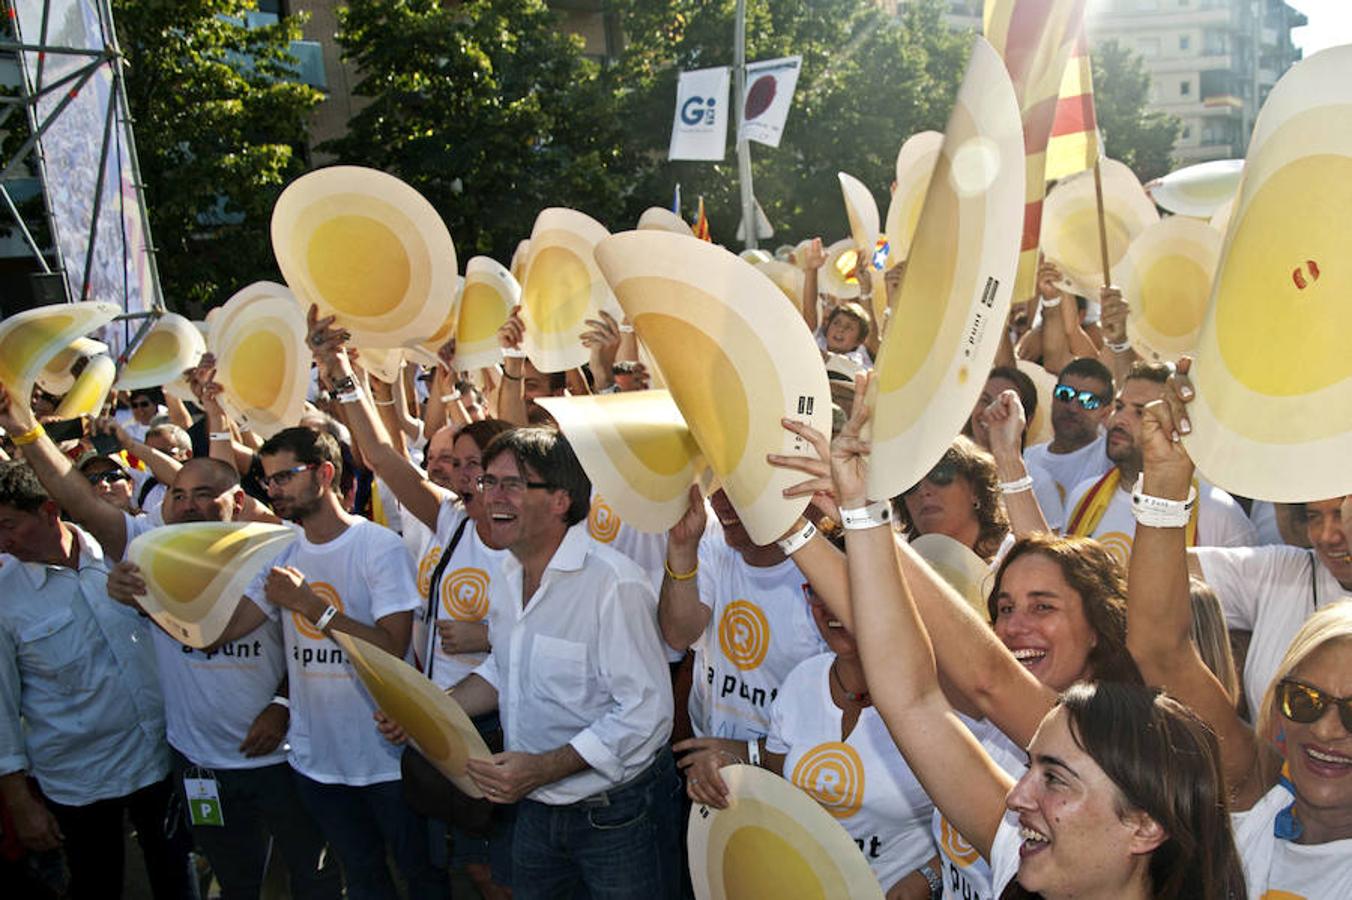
left=1196, top=545, right=1349, bottom=711
left=412, top=498, right=508, bottom=690
left=1248, top=500, right=1285, bottom=546
left=1233, top=782, right=1352, bottom=898
left=1027, top=461, right=1065, bottom=532
left=690, top=540, right=829, bottom=740
left=1023, top=433, right=1111, bottom=509
left=251, top=519, right=421, bottom=785
left=932, top=715, right=1027, bottom=900
left=1064, top=474, right=1257, bottom=569
left=125, top=514, right=288, bottom=770
left=766, top=654, right=936, bottom=891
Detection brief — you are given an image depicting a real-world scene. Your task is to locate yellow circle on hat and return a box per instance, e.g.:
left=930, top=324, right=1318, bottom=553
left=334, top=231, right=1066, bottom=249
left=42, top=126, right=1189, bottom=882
left=0, top=301, right=120, bottom=410
left=1041, top=158, right=1158, bottom=299
left=866, top=39, right=1024, bottom=501
left=127, top=521, right=298, bottom=649
left=1183, top=44, right=1352, bottom=501
left=687, top=764, right=883, bottom=900
left=451, top=257, right=520, bottom=370
left=115, top=313, right=206, bottom=391
left=638, top=207, right=694, bottom=235
left=331, top=631, right=493, bottom=797
left=595, top=231, right=831, bottom=546
left=38, top=336, right=109, bottom=395
left=209, top=282, right=309, bottom=438
left=271, top=166, right=457, bottom=347
left=819, top=238, right=861, bottom=300
left=1117, top=216, right=1220, bottom=362
left=885, top=131, right=943, bottom=268
left=520, top=208, right=621, bottom=373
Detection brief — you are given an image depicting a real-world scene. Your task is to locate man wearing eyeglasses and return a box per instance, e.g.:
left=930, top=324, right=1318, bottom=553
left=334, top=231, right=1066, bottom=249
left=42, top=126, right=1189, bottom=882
left=1023, top=357, right=1116, bottom=507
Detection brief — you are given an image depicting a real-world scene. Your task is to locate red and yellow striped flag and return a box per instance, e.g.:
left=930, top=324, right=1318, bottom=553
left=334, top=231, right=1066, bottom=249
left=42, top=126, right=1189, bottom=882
left=1044, top=27, right=1100, bottom=181
left=693, top=196, right=712, bottom=242
left=984, top=0, right=1088, bottom=301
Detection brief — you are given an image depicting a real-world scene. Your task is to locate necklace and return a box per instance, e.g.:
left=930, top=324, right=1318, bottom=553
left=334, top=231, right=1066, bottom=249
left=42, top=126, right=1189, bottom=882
left=831, top=661, right=871, bottom=707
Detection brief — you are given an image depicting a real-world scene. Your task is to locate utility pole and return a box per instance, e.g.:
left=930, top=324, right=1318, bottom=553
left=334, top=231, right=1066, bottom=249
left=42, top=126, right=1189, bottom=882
left=733, top=0, right=757, bottom=250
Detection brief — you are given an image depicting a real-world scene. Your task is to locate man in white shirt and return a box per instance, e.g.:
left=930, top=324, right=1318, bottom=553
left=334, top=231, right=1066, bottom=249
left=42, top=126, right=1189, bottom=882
left=1064, top=361, right=1256, bottom=565
left=1023, top=356, right=1115, bottom=507
left=440, top=428, right=679, bottom=900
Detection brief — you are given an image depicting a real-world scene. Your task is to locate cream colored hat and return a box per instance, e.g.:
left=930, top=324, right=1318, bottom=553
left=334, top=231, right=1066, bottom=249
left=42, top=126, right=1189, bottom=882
left=865, top=39, right=1024, bottom=501
left=53, top=354, right=115, bottom=418
left=126, top=521, right=297, bottom=649
left=115, top=313, right=206, bottom=391
left=637, top=207, right=694, bottom=235
left=1117, top=216, right=1221, bottom=362
left=1148, top=159, right=1243, bottom=219
left=519, top=208, right=621, bottom=372
left=0, top=301, right=120, bottom=410
left=208, top=282, right=309, bottom=437
left=819, top=238, right=861, bottom=300
left=1016, top=359, right=1056, bottom=447
left=594, top=231, right=832, bottom=545
left=1209, top=195, right=1235, bottom=237
left=1183, top=44, right=1352, bottom=501
left=838, top=172, right=880, bottom=255
left=536, top=390, right=703, bottom=534
left=911, top=533, right=994, bottom=621
left=755, top=260, right=806, bottom=312
left=332, top=631, right=493, bottom=797
left=353, top=346, right=404, bottom=384
left=1041, top=158, right=1159, bottom=299
left=687, top=764, right=883, bottom=899
left=37, top=336, right=108, bottom=395
left=451, top=257, right=520, bottom=370
left=738, top=248, right=772, bottom=266
left=885, top=131, right=943, bottom=268
left=271, top=166, right=457, bottom=347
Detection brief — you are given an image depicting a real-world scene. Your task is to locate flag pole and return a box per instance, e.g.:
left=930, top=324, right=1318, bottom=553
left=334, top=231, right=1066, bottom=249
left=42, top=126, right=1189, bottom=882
left=733, top=0, right=757, bottom=250
left=1092, top=159, right=1111, bottom=287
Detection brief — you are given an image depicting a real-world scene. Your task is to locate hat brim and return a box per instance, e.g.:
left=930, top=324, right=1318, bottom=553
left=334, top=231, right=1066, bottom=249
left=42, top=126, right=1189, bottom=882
left=126, top=522, right=297, bottom=649
left=755, top=260, right=806, bottom=312
left=54, top=354, right=115, bottom=418
left=838, top=171, right=880, bottom=255
left=595, top=231, right=832, bottom=546
left=1041, top=158, right=1159, bottom=299
left=687, top=764, right=884, bottom=900
left=115, top=313, right=207, bottom=391
left=1118, top=216, right=1220, bottom=362
left=520, top=208, right=621, bottom=373
left=1150, top=159, right=1244, bottom=218
left=38, top=337, right=108, bottom=395
left=209, top=283, right=310, bottom=438
left=885, top=131, right=944, bottom=269
left=452, top=258, right=519, bottom=371
left=0, top=301, right=121, bottom=409
left=819, top=238, right=861, bottom=300
left=911, top=533, right=994, bottom=621
left=1016, top=359, right=1057, bottom=447
left=865, top=40, right=1024, bottom=501
left=637, top=207, right=694, bottom=235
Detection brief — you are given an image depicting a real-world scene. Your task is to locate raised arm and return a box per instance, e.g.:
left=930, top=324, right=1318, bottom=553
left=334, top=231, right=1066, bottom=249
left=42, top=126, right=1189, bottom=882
left=798, top=237, right=825, bottom=336
left=981, top=390, right=1052, bottom=537
left=495, top=309, right=529, bottom=428
left=1125, top=359, right=1276, bottom=810
left=1097, top=285, right=1139, bottom=386
left=657, top=485, right=711, bottom=650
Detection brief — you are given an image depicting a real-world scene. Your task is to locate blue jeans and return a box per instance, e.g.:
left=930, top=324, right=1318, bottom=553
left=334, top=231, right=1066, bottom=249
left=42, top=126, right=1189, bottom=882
left=291, top=773, right=447, bottom=900
left=511, top=748, right=681, bottom=900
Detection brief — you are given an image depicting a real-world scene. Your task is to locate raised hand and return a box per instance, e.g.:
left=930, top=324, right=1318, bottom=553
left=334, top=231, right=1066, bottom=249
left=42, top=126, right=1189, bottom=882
left=798, top=236, right=827, bottom=271
left=978, top=389, right=1026, bottom=460
left=1140, top=357, right=1196, bottom=497
left=497, top=307, right=525, bottom=351
left=1100, top=285, right=1128, bottom=346
left=830, top=373, right=873, bottom=508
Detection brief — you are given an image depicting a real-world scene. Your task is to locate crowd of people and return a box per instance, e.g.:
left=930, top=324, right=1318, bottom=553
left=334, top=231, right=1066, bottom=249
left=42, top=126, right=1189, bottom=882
left=0, top=228, right=1348, bottom=900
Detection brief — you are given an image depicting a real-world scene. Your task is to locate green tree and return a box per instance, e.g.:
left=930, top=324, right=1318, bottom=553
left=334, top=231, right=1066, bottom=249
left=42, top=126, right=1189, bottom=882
left=321, top=0, right=634, bottom=262
left=1091, top=39, right=1180, bottom=183
left=114, top=0, right=323, bottom=312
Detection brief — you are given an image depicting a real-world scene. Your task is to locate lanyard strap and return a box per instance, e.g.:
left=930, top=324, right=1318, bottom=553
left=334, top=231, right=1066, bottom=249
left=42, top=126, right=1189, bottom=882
left=422, top=514, right=472, bottom=679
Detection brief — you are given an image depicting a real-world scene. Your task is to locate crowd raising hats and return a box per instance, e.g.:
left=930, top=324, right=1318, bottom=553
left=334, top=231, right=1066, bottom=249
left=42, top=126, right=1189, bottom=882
left=2, top=26, right=1352, bottom=900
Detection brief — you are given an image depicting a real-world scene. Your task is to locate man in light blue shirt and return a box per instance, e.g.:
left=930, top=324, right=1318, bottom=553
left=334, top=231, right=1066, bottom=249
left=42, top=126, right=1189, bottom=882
left=0, top=459, right=192, bottom=899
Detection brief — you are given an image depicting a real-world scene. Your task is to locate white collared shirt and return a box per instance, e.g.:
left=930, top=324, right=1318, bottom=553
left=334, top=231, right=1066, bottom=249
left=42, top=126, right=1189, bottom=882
left=474, top=522, right=673, bottom=804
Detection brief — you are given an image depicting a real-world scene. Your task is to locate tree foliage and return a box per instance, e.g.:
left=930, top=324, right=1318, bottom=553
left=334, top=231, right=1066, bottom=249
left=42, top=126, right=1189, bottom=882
left=114, top=0, right=322, bottom=312
left=1091, top=39, right=1181, bottom=183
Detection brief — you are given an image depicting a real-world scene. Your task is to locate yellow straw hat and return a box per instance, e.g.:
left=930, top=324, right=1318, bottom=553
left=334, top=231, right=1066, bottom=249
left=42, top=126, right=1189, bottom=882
left=1041, top=158, right=1159, bottom=299
left=0, top=301, right=120, bottom=409
left=1117, top=216, right=1221, bottom=362
left=115, top=313, right=206, bottom=391
left=208, top=282, right=310, bottom=437
left=865, top=39, right=1024, bottom=501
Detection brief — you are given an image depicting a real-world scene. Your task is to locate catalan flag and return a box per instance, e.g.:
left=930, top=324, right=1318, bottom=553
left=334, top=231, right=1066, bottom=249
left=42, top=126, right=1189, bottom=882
left=1044, top=27, right=1100, bottom=181
left=693, top=196, right=712, bottom=242
left=984, top=0, right=1088, bottom=301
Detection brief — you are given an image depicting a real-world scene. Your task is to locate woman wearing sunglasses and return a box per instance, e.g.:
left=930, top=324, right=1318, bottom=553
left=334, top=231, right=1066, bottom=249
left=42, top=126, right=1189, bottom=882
left=1127, top=361, right=1352, bottom=897
left=893, top=436, right=1011, bottom=562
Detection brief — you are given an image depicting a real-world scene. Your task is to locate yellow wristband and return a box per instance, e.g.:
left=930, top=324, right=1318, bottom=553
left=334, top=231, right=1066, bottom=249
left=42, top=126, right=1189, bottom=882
left=663, top=558, right=698, bottom=581
left=12, top=423, right=45, bottom=446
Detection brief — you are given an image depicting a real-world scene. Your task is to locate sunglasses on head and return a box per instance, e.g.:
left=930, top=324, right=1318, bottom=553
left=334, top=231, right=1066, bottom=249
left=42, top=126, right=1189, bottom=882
left=1277, top=679, right=1352, bottom=733
left=1053, top=383, right=1107, bottom=411
left=904, top=459, right=959, bottom=495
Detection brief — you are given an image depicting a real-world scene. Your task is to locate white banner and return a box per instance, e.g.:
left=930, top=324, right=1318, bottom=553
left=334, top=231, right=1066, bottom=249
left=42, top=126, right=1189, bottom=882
left=668, top=66, right=730, bottom=161
left=739, top=56, right=802, bottom=148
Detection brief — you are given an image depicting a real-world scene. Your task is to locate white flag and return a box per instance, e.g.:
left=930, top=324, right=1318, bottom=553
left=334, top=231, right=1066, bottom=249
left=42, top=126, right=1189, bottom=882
left=739, top=56, right=802, bottom=148
left=669, top=66, right=730, bottom=161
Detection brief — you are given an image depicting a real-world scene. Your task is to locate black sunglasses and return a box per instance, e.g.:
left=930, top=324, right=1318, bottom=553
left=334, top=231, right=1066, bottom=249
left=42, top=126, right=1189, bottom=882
left=86, top=470, right=130, bottom=486
left=904, top=459, right=959, bottom=495
left=1053, top=383, right=1108, bottom=411
left=1278, top=679, right=1352, bottom=733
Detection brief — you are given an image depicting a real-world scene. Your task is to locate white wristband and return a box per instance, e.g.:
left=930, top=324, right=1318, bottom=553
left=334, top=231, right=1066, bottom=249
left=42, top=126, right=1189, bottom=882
left=618, top=324, right=635, bottom=334
left=1106, top=339, right=1132, bottom=353
left=839, top=501, right=891, bottom=530
left=776, top=519, right=817, bottom=556
left=336, top=387, right=363, bottom=405
left=1041, top=296, right=1062, bottom=309
left=313, top=604, right=340, bottom=633
left=209, top=431, right=232, bottom=442
left=269, top=695, right=290, bottom=709
left=999, top=474, right=1035, bottom=495
left=1130, top=475, right=1196, bottom=528
left=501, top=347, right=528, bottom=359
left=747, top=740, right=761, bottom=767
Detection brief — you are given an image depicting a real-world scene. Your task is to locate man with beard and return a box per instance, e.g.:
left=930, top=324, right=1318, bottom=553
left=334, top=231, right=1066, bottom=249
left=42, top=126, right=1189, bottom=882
left=1022, top=356, right=1115, bottom=508
left=0, top=386, right=339, bottom=899
left=1064, top=361, right=1255, bottom=565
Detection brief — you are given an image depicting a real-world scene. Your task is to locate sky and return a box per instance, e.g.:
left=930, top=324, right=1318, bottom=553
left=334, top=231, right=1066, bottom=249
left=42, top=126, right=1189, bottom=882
left=1288, top=1, right=1352, bottom=57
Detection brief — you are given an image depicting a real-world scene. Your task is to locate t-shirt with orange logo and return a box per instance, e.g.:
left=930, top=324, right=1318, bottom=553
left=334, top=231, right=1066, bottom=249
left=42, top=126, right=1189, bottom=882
left=767, top=653, right=936, bottom=891
left=252, top=519, right=420, bottom=786
left=689, top=540, right=828, bottom=740
left=1231, top=782, right=1352, bottom=899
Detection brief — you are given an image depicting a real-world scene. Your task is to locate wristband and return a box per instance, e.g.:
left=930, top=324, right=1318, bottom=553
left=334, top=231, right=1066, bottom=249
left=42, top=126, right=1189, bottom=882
left=839, top=501, right=891, bottom=530
left=999, top=474, right=1035, bottom=495
left=439, top=392, right=462, bottom=404
left=12, top=422, right=46, bottom=446
left=313, top=604, right=340, bottom=633
left=238, top=424, right=252, bottom=433
left=663, top=558, right=698, bottom=581
left=1106, top=338, right=1132, bottom=353
left=1040, top=296, right=1062, bottom=309
left=1130, top=475, right=1196, bottom=529
left=918, top=863, right=943, bottom=899
left=501, top=347, right=528, bottom=359
left=373, top=398, right=396, bottom=406
left=209, top=431, right=232, bottom=442
left=618, top=323, right=635, bottom=334
left=501, top=371, right=522, bottom=381
left=776, top=519, right=817, bottom=556
left=336, top=387, right=363, bottom=405
left=747, top=740, right=761, bottom=767
left=269, top=696, right=290, bottom=709
left=330, top=375, right=356, bottom=395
